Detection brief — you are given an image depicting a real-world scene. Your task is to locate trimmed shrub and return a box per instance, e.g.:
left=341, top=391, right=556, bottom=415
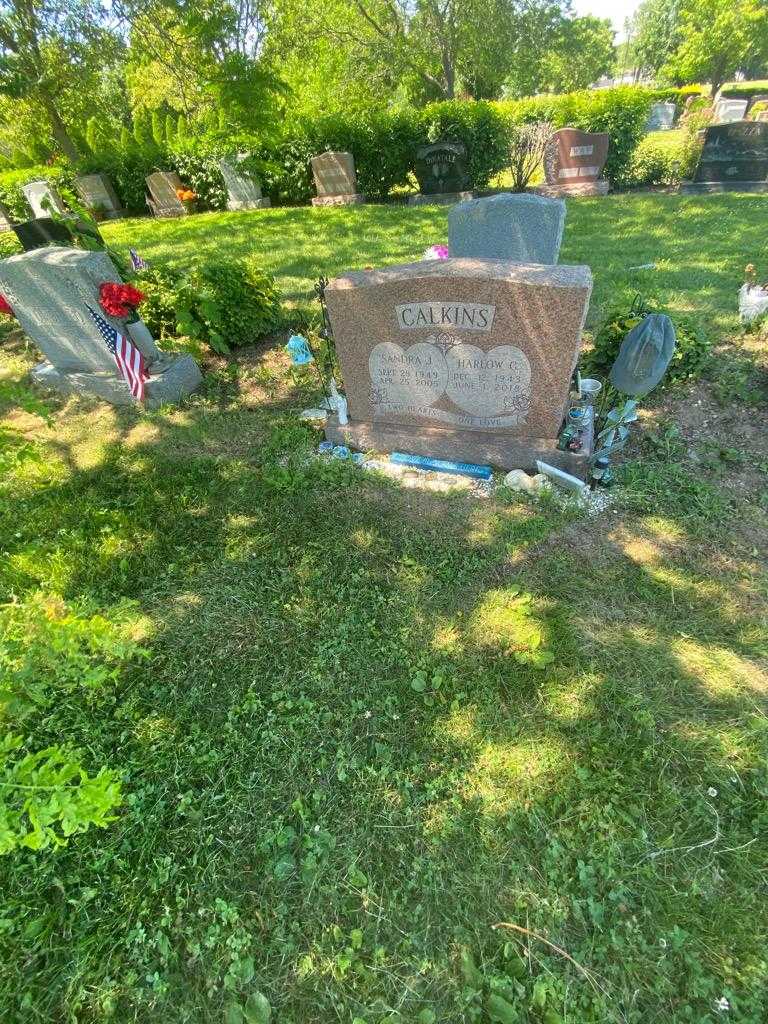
left=720, top=80, right=768, bottom=99
left=134, top=256, right=283, bottom=354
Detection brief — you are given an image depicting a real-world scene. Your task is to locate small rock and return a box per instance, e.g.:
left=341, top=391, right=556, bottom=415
left=300, top=408, right=328, bottom=422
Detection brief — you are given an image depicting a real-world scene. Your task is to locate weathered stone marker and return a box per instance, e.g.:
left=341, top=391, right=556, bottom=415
left=541, top=128, right=610, bottom=197
left=410, top=140, right=474, bottom=206
left=646, top=101, right=676, bottom=131
left=22, top=180, right=67, bottom=218
left=219, top=156, right=271, bottom=210
left=713, top=97, right=748, bottom=124
left=0, top=247, right=202, bottom=408
left=145, top=171, right=188, bottom=217
left=310, top=152, right=364, bottom=206
left=74, top=173, right=123, bottom=219
left=0, top=200, right=13, bottom=232
left=683, top=121, right=768, bottom=192
left=324, top=258, right=593, bottom=474
left=448, top=193, right=566, bottom=264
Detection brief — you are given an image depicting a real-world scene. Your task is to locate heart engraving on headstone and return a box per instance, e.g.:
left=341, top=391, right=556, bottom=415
left=445, top=344, right=531, bottom=417
left=369, top=341, right=448, bottom=408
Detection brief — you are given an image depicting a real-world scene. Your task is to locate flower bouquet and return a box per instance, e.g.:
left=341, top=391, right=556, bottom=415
left=175, top=187, right=199, bottom=214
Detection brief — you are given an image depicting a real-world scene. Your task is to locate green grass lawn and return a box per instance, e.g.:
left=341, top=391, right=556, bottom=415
left=1, top=197, right=768, bottom=1024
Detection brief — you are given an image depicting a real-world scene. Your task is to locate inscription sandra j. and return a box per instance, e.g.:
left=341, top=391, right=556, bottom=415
left=396, top=301, right=495, bottom=331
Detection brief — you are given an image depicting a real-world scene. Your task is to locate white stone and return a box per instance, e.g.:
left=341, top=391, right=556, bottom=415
left=22, top=180, right=66, bottom=218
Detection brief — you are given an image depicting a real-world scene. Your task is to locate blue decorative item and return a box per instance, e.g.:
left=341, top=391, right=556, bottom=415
left=318, top=441, right=334, bottom=454
left=391, top=452, right=492, bottom=480
left=610, top=314, right=676, bottom=396
left=332, top=445, right=351, bottom=459
left=286, top=334, right=314, bottom=366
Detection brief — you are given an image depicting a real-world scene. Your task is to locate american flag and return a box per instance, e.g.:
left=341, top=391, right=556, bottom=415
left=129, top=248, right=148, bottom=271
left=87, top=305, right=150, bottom=402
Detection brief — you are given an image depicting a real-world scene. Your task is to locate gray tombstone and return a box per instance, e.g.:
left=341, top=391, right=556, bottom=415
left=448, top=193, right=566, bottom=265
left=75, top=173, right=123, bottom=219
left=0, top=247, right=202, bottom=408
left=646, top=101, right=676, bottom=131
left=0, top=200, right=12, bottom=232
left=146, top=172, right=188, bottom=217
left=713, top=97, right=749, bottom=124
left=22, top=180, right=67, bottom=218
left=219, top=156, right=270, bottom=211
left=310, top=152, right=364, bottom=206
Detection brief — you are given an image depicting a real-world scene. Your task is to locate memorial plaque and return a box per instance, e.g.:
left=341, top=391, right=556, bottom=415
left=22, top=180, right=67, bottom=218
left=75, top=173, right=123, bottom=218
left=412, top=140, right=472, bottom=202
left=310, top=152, right=364, bottom=206
left=146, top=171, right=187, bottom=217
left=713, top=97, right=748, bottom=123
left=692, top=121, right=768, bottom=186
left=323, top=258, right=593, bottom=473
left=219, top=156, right=270, bottom=211
left=646, top=101, right=676, bottom=131
left=542, top=129, right=610, bottom=196
left=0, top=247, right=202, bottom=407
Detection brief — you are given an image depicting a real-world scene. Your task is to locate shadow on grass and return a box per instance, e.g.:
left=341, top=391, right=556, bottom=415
left=1, top=377, right=766, bottom=1023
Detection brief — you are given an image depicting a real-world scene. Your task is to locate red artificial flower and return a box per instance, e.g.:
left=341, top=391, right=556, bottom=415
left=0, top=293, right=13, bottom=317
left=98, top=282, right=145, bottom=319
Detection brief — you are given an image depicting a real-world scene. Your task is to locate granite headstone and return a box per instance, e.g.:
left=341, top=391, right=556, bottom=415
left=448, top=193, right=566, bottom=265
left=323, top=258, right=593, bottom=474
left=0, top=247, right=202, bottom=408
left=542, top=129, right=610, bottom=196
left=75, top=173, right=123, bottom=219
left=646, top=101, right=676, bottom=131
left=219, top=156, right=270, bottom=210
left=310, top=152, right=364, bottom=206
left=12, top=217, right=74, bottom=251
left=686, top=121, right=768, bottom=191
left=0, top=200, right=12, bottom=232
left=22, top=180, right=67, bottom=218
left=146, top=171, right=187, bottom=217
left=410, top=140, right=473, bottom=205
left=713, top=97, right=749, bottom=124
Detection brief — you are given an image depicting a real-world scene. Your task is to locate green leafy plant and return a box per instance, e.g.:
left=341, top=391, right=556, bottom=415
left=583, top=298, right=712, bottom=386
left=134, top=256, right=283, bottom=354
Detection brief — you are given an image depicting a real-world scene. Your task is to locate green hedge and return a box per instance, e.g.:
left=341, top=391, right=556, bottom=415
left=720, top=81, right=768, bottom=98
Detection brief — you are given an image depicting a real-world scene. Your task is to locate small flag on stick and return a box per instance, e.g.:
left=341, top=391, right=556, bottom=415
left=87, top=305, right=150, bottom=402
left=129, top=248, right=149, bottom=272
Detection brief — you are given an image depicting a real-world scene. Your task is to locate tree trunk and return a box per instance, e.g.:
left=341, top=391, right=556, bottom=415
left=38, top=89, right=81, bottom=164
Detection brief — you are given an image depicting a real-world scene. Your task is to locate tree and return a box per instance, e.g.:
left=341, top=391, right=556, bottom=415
left=0, top=0, right=123, bottom=163
left=628, top=0, right=681, bottom=80
left=539, top=15, right=616, bottom=93
left=662, top=0, right=768, bottom=95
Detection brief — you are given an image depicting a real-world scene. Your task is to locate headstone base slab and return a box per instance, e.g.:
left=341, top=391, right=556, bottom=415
left=311, top=194, right=365, bottom=206
left=31, top=354, right=202, bottom=409
left=324, top=415, right=593, bottom=479
left=536, top=180, right=609, bottom=198
left=408, top=191, right=475, bottom=206
left=227, top=198, right=271, bottom=211
left=679, top=181, right=768, bottom=193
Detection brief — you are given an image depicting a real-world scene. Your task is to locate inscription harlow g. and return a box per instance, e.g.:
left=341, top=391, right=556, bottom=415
left=396, top=301, right=495, bottom=332
left=369, top=331, right=532, bottom=429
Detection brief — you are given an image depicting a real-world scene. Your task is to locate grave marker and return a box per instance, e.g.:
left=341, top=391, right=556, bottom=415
left=410, top=140, right=474, bottom=206
left=146, top=172, right=188, bottom=217
left=683, top=121, right=768, bottom=192
left=0, top=247, right=202, bottom=407
left=448, top=193, right=566, bottom=265
left=323, top=258, right=593, bottom=474
left=75, top=173, right=123, bottom=219
left=541, top=128, right=610, bottom=197
left=22, top=180, right=67, bottom=218
left=219, top=156, right=270, bottom=210
left=310, top=152, right=364, bottom=206
left=713, top=97, right=749, bottom=123
left=646, top=101, right=676, bottom=131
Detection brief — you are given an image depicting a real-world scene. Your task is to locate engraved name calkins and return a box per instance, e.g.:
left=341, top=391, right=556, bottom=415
left=396, top=301, right=495, bottom=332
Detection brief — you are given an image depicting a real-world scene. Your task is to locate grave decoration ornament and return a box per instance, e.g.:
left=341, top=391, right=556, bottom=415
left=286, top=334, right=314, bottom=366
left=0, top=293, right=14, bottom=317
left=609, top=313, right=676, bottom=396
left=739, top=263, right=768, bottom=324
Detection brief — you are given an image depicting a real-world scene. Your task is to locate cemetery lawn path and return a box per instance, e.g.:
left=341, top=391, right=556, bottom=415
left=1, top=196, right=767, bottom=1024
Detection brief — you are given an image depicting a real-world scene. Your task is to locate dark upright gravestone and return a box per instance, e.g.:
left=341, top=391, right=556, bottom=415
left=684, top=121, right=768, bottom=192
left=409, top=140, right=474, bottom=206
left=13, top=217, right=74, bottom=251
